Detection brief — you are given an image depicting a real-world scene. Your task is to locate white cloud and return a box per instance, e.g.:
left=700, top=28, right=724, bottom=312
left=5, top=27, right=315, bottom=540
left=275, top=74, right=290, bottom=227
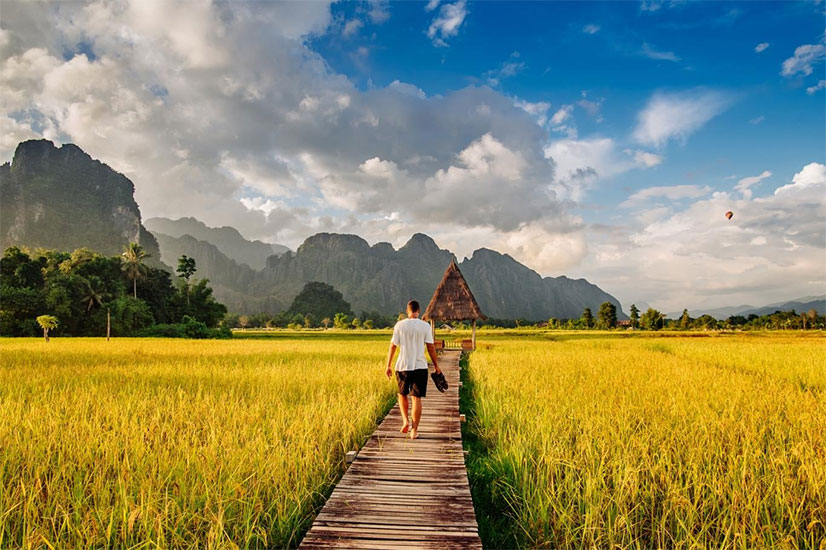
left=749, top=115, right=765, bottom=125
left=0, top=0, right=585, bottom=264
left=639, top=0, right=664, bottom=12
left=633, top=89, right=732, bottom=147
left=734, top=170, right=771, bottom=199
left=387, top=80, right=426, bottom=99
left=578, top=162, right=826, bottom=312
left=367, top=0, right=390, bottom=24
left=427, top=0, right=467, bottom=46
left=641, top=42, right=680, bottom=62
left=774, top=162, right=826, bottom=194
left=550, top=105, right=573, bottom=126
left=544, top=138, right=659, bottom=201
left=781, top=43, right=826, bottom=77
left=577, top=93, right=603, bottom=121
left=425, top=0, right=441, bottom=12
left=583, top=24, right=600, bottom=35
left=3, top=0, right=822, bottom=309
left=626, top=149, right=663, bottom=168
left=755, top=42, right=770, bottom=53
left=513, top=98, right=550, bottom=126
left=342, top=19, right=363, bottom=38
left=807, top=79, right=826, bottom=94
left=620, top=184, right=710, bottom=207
left=485, top=52, right=525, bottom=86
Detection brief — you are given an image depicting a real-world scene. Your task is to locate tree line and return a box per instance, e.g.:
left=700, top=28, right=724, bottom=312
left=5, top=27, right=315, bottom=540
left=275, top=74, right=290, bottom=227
left=223, top=281, right=401, bottom=330
left=1, top=245, right=228, bottom=338
left=543, top=303, right=825, bottom=331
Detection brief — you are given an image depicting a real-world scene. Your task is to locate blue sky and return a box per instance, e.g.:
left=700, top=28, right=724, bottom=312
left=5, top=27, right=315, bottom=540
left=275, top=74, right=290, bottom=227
left=310, top=0, right=824, bottom=220
left=0, top=0, right=824, bottom=311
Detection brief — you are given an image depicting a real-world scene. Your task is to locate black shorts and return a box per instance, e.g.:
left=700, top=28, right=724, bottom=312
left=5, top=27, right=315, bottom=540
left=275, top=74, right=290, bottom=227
left=396, top=369, right=428, bottom=397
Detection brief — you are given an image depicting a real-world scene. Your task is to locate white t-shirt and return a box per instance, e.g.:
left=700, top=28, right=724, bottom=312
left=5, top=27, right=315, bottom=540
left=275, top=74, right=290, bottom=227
left=391, top=318, right=434, bottom=371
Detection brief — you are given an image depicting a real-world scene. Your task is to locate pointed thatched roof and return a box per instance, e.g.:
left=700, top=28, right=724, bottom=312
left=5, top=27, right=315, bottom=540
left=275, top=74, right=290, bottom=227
left=423, top=260, right=487, bottom=322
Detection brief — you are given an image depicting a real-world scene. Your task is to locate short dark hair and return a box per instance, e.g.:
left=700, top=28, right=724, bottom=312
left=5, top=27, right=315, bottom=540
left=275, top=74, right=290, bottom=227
left=407, top=300, right=420, bottom=313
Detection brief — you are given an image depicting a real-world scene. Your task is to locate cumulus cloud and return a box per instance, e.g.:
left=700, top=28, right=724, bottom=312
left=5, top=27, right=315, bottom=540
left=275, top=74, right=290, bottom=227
left=0, top=0, right=596, bottom=275
left=626, top=149, right=663, bottom=168
left=577, top=162, right=826, bottom=312
left=513, top=98, right=551, bottom=126
left=734, top=170, right=771, bottom=199
left=755, top=42, right=770, bottom=53
left=550, top=105, right=573, bottom=126
left=544, top=139, right=661, bottom=201
left=427, top=0, right=467, bottom=46
left=781, top=42, right=826, bottom=77
left=774, top=162, right=825, bottom=194
left=633, top=89, right=732, bottom=147
left=342, top=19, right=363, bottom=38
left=583, top=24, right=600, bottom=35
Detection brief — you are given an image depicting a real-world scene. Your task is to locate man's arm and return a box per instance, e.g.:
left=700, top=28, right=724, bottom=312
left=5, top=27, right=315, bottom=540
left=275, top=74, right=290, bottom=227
left=426, top=343, right=441, bottom=374
left=385, top=343, right=397, bottom=379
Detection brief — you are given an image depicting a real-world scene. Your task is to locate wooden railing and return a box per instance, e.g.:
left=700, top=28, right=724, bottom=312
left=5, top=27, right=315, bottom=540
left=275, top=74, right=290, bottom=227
left=438, top=339, right=474, bottom=350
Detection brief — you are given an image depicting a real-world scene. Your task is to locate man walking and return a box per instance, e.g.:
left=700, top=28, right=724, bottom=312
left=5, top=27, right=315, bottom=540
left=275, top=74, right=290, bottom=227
left=385, top=300, right=441, bottom=440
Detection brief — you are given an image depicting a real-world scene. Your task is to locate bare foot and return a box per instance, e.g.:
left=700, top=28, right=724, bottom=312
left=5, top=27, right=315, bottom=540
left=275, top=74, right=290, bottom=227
left=400, top=423, right=409, bottom=434
left=409, top=428, right=419, bottom=440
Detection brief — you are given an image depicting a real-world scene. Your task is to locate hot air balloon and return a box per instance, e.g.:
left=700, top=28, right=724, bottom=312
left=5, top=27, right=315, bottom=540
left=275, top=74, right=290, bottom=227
left=725, top=211, right=733, bottom=220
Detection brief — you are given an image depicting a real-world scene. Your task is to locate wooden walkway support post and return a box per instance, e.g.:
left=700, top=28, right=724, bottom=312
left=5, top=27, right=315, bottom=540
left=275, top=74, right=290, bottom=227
left=300, top=350, right=481, bottom=549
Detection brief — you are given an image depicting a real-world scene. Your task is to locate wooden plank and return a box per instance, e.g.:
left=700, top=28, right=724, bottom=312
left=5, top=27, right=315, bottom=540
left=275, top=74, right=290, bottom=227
left=299, top=351, right=481, bottom=550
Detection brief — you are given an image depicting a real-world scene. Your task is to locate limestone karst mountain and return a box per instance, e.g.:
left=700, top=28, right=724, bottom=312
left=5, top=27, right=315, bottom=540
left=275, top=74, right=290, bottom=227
left=153, top=230, right=626, bottom=319
left=0, top=139, right=161, bottom=263
left=1, top=139, right=625, bottom=320
left=145, top=216, right=288, bottom=270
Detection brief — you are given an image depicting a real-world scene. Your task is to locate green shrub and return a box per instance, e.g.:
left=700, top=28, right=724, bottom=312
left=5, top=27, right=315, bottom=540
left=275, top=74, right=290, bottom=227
left=137, top=315, right=231, bottom=339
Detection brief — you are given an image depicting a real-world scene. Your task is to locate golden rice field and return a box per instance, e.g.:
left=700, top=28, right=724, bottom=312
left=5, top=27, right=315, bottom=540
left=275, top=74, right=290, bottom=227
left=462, top=332, right=826, bottom=549
left=0, top=333, right=395, bottom=549
left=2, top=330, right=824, bottom=549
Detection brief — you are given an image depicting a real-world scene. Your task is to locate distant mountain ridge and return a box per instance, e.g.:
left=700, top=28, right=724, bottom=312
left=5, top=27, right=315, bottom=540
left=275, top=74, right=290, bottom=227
left=670, top=297, right=826, bottom=320
left=1, top=139, right=625, bottom=320
left=145, top=216, right=289, bottom=270
left=156, top=229, right=626, bottom=320
left=0, top=139, right=161, bottom=262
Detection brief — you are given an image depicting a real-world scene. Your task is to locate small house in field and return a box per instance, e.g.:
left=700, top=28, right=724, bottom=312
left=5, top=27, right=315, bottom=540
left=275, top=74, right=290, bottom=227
left=423, top=259, right=486, bottom=350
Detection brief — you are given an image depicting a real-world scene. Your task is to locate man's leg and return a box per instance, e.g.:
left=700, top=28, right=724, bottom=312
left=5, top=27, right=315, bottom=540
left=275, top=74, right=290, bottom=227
left=398, top=393, right=410, bottom=433
left=409, top=396, right=422, bottom=439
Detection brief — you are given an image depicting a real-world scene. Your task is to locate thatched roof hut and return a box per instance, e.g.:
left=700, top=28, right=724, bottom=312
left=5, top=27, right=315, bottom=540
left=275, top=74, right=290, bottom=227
left=423, top=260, right=486, bottom=349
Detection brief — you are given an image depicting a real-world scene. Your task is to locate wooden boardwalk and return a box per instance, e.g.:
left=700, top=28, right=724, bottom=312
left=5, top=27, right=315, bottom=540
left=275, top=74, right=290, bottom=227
left=300, top=350, right=482, bottom=550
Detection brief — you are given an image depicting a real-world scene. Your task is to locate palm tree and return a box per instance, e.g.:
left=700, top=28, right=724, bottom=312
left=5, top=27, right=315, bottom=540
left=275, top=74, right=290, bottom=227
left=36, top=315, right=58, bottom=342
left=321, top=317, right=331, bottom=329
left=121, top=242, right=149, bottom=299
left=80, top=276, right=109, bottom=312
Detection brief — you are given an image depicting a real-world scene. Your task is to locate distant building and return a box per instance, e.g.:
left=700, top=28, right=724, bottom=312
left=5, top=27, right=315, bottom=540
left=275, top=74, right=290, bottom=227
left=618, top=320, right=632, bottom=327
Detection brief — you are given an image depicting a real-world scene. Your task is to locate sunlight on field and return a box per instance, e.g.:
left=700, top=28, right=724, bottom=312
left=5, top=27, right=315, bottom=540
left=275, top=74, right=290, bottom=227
left=464, top=332, right=826, bottom=548
left=0, top=336, right=394, bottom=549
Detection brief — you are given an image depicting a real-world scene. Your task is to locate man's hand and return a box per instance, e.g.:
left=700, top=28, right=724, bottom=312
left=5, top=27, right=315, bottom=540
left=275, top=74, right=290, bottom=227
left=426, top=342, right=441, bottom=374
left=385, top=343, right=397, bottom=380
